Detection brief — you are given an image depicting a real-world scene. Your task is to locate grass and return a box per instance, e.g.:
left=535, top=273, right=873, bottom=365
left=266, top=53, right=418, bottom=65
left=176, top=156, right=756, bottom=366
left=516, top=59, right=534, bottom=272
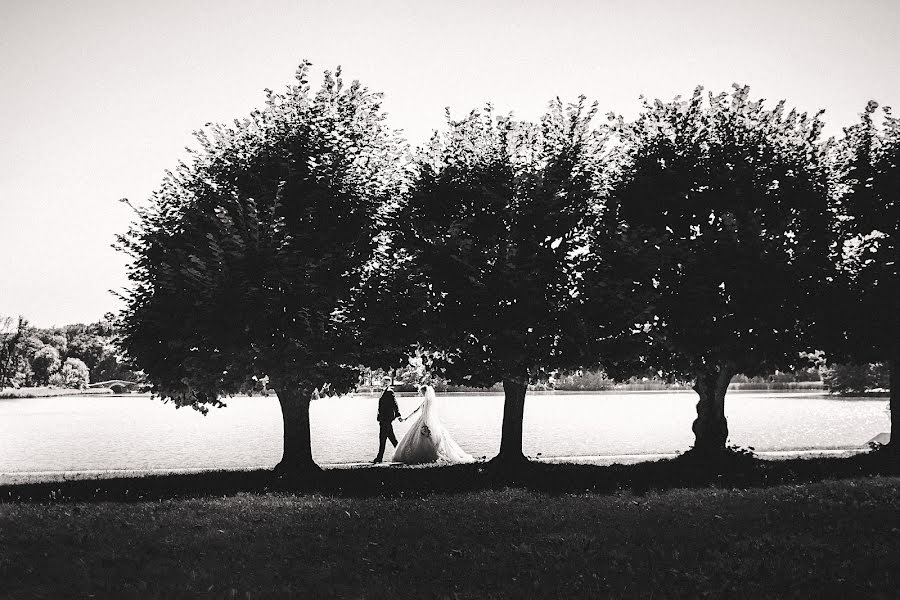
left=2, top=451, right=900, bottom=597
left=2, top=475, right=900, bottom=598
left=5, top=446, right=899, bottom=503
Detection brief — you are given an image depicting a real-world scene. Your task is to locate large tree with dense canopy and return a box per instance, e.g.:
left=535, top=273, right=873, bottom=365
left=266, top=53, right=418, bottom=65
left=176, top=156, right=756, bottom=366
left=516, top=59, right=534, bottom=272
left=379, top=100, right=603, bottom=465
left=117, top=62, right=405, bottom=473
left=831, top=100, right=899, bottom=451
left=580, top=86, right=835, bottom=457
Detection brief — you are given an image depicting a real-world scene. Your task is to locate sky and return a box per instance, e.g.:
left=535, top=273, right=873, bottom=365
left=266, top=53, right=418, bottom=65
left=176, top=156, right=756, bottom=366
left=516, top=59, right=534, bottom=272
left=1, top=0, right=898, bottom=327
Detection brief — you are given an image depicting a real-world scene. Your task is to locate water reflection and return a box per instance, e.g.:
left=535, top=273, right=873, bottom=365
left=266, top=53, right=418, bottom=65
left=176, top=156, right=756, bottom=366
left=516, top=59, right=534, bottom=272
left=0, top=392, right=888, bottom=478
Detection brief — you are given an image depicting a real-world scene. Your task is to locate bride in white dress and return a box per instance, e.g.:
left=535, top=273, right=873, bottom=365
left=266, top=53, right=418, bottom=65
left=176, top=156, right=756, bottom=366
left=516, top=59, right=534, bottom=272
left=393, top=385, right=473, bottom=464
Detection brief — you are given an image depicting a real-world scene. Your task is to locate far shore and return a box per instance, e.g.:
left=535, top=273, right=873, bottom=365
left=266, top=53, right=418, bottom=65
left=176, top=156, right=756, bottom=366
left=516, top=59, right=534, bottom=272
left=0, top=387, right=113, bottom=399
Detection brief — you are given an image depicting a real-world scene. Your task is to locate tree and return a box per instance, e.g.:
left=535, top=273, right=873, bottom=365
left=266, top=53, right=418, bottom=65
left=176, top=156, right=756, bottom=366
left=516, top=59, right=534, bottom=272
left=66, top=333, right=132, bottom=382
left=31, top=346, right=61, bottom=386
left=67, top=333, right=107, bottom=376
left=832, top=101, right=900, bottom=450
left=0, top=316, right=26, bottom=388
left=40, top=333, right=67, bottom=355
left=58, top=357, right=90, bottom=389
left=384, top=100, right=602, bottom=465
left=64, top=319, right=139, bottom=383
left=581, top=86, right=834, bottom=457
left=117, top=62, right=404, bottom=473
left=822, top=362, right=889, bottom=395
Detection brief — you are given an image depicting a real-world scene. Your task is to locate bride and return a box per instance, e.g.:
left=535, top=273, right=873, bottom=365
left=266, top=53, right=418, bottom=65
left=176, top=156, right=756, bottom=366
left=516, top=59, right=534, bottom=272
left=393, top=384, right=473, bottom=464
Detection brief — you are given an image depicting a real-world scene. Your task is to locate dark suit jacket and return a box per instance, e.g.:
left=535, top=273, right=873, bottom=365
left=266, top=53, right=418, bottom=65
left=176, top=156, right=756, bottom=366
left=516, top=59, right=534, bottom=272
left=377, top=388, right=401, bottom=423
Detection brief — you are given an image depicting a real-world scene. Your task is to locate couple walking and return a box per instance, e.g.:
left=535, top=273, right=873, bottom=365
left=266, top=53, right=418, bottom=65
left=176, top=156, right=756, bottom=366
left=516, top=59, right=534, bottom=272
left=373, top=382, right=473, bottom=464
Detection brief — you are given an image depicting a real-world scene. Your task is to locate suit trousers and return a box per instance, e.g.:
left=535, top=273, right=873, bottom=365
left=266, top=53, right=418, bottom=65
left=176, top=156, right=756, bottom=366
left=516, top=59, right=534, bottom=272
left=375, top=421, right=399, bottom=461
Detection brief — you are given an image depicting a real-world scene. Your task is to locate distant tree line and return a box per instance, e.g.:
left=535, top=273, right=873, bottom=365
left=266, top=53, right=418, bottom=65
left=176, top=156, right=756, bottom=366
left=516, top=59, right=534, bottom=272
left=116, top=62, right=898, bottom=473
left=0, top=314, right=139, bottom=390
left=360, top=361, right=886, bottom=394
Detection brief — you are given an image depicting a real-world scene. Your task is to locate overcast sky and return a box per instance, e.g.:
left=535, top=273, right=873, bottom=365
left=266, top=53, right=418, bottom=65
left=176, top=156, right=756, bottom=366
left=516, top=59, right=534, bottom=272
left=2, top=0, right=898, bottom=327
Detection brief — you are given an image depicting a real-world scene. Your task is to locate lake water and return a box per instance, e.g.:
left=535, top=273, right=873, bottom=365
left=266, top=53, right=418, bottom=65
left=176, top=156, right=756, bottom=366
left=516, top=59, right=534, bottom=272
left=0, top=391, right=889, bottom=483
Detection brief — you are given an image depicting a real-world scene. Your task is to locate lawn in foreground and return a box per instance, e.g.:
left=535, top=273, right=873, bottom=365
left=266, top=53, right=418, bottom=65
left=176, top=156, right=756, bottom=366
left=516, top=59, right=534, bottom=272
left=2, top=476, right=899, bottom=598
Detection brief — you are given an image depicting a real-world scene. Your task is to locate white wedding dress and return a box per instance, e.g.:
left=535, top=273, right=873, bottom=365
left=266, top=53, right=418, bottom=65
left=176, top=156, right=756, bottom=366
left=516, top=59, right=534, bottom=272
left=393, top=385, right=473, bottom=464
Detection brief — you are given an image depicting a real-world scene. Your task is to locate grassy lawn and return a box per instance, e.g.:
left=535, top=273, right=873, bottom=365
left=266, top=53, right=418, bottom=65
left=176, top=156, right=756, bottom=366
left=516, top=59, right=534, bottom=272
left=2, top=467, right=900, bottom=598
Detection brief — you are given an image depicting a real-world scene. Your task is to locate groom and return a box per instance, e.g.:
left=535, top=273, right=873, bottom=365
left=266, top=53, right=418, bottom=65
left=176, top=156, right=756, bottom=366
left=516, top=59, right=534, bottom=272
left=373, top=379, right=401, bottom=463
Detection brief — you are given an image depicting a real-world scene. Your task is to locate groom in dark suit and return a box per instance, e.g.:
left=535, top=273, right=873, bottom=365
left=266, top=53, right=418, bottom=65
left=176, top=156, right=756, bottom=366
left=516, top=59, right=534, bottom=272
left=373, top=381, right=401, bottom=463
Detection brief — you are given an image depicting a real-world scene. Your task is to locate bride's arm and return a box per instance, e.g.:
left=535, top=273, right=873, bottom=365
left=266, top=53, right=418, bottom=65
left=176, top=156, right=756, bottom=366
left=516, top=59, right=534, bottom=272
left=400, top=401, right=424, bottom=422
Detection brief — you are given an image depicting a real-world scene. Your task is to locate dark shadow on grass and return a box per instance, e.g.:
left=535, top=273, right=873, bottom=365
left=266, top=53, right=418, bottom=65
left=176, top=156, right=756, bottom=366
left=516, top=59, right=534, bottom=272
left=2, top=449, right=899, bottom=503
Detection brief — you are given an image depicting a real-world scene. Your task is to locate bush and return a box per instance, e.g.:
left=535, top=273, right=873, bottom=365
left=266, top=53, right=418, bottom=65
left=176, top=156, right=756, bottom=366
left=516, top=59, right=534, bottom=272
left=553, top=370, right=615, bottom=391
left=823, top=362, right=889, bottom=394
left=59, top=358, right=90, bottom=389
left=434, top=382, right=504, bottom=393
left=731, top=367, right=823, bottom=385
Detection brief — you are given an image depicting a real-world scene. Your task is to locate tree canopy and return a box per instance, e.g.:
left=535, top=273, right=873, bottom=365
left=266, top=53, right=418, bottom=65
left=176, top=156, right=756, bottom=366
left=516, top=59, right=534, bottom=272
left=117, top=62, right=405, bottom=472
left=55, top=358, right=90, bottom=389
left=31, top=346, right=61, bottom=386
left=831, top=100, right=899, bottom=448
left=379, top=100, right=603, bottom=462
left=580, top=86, right=835, bottom=454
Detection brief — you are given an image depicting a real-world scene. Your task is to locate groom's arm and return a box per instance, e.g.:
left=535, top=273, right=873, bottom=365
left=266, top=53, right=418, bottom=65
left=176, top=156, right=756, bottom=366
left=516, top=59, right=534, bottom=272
left=377, top=391, right=388, bottom=421
left=392, top=397, right=400, bottom=420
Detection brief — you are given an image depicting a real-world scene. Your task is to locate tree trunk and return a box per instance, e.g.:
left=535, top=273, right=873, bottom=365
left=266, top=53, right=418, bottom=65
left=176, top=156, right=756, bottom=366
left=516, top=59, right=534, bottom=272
left=491, top=378, right=529, bottom=466
left=691, top=363, right=734, bottom=456
left=889, top=356, right=898, bottom=452
left=274, top=384, right=321, bottom=474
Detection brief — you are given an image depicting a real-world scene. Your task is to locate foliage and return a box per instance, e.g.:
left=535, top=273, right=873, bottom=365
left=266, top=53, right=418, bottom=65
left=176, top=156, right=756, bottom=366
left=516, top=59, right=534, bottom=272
left=428, top=380, right=506, bottom=393
left=116, top=62, right=405, bottom=471
left=0, top=316, right=26, bottom=388
left=0, top=316, right=135, bottom=389
left=578, top=85, right=835, bottom=453
left=0, top=387, right=113, bottom=398
left=20, top=336, right=46, bottom=360
left=823, top=362, right=889, bottom=394
left=66, top=334, right=108, bottom=379
left=552, top=369, right=616, bottom=391
left=831, top=101, right=899, bottom=360
left=58, top=357, right=90, bottom=389
left=381, top=99, right=603, bottom=387
left=581, top=85, right=835, bottom=381
left=830, top=100, right=900, bottom=446
left=117, top=61, right=404, bottom=406
left=30, top=346, right=61, bottom=385
left=40, top=333, right=67, bottom=355
left=731, top=366, right=822, bottom=384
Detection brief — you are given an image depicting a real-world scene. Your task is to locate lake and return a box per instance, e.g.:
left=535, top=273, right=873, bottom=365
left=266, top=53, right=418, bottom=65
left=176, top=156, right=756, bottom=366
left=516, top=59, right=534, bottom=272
left=0, top=391, right=889, bottom=483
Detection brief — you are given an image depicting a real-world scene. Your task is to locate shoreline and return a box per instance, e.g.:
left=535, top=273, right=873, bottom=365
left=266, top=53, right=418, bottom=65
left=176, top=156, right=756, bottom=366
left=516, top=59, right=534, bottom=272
left=0, top=387, right=113, bottom=399
left=0, top=446, right=871, bottom=486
